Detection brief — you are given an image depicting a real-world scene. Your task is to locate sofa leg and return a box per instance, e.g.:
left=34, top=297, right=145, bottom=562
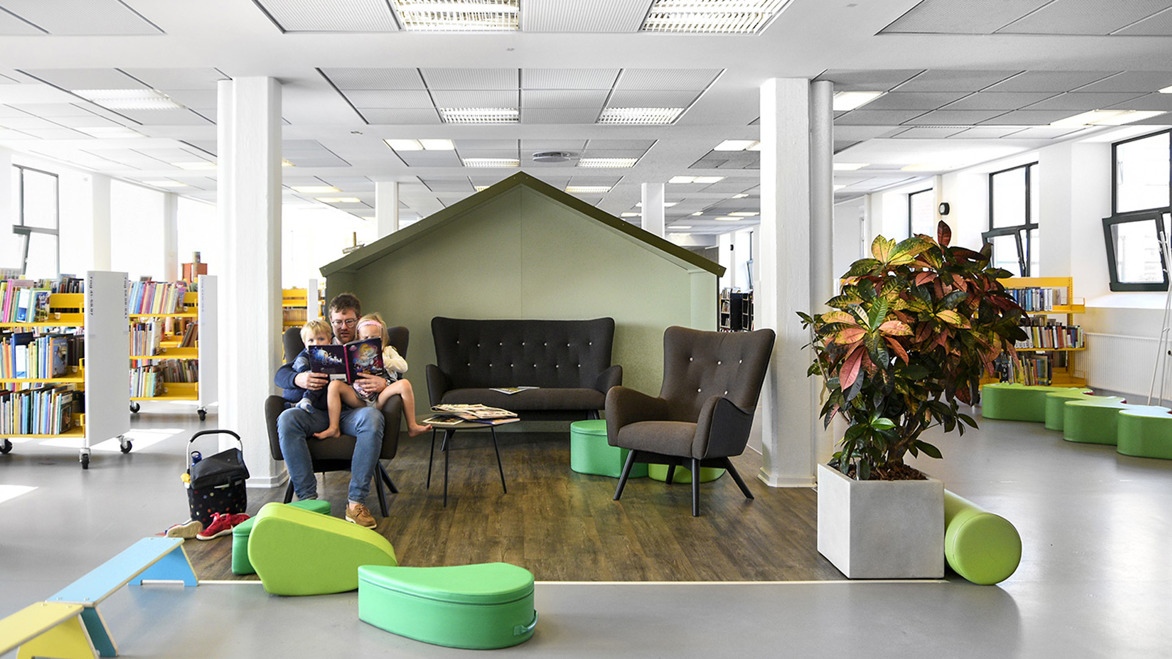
left=665, top=464, right=676, bottom=484
left=691, top=458, right=701, bottom=517
left=724, top=458, right=754, bottom=500
left=613, top=450, right=639, bottom=501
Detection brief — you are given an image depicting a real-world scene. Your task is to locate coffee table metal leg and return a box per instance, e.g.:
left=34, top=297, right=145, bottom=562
left=490, top=427, right=506, bottom=494
left=426, top=428, right=437, bottom=489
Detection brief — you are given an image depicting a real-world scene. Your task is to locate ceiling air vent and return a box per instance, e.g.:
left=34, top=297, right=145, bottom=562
left=532, top=151, right=578, bottom=163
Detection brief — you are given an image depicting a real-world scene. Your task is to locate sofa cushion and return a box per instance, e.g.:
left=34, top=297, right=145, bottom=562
left=440, top=387, right=605, bottom=411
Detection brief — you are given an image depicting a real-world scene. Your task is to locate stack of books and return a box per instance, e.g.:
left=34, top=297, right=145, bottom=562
left=424, top=404, right=519, bottom=427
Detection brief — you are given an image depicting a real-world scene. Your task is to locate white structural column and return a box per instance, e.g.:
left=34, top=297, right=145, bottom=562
left=91, top=174, right=112, bottom=270
left=809, top=80, right=836, bottom=467
left=757, top=78, right=835, bottom=487
left=641, top=182, right=666, bottom=237
left=217, top=77, right=283, bottom=486
left=375, top=181, right=399, bottom=238
left=162, top=191, right=179, bottom=281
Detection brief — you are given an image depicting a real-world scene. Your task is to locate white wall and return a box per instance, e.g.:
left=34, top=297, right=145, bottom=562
left=282, top=206, right=378, bottom=288
left=832, top=197, right=865, bottom=277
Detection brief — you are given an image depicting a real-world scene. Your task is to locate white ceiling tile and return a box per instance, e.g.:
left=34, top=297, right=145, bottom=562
left=458, top=139, right=521, bottom=150
left=984, top=71, right=1120, bottom=93
left=978, top=109, right=1080, bottom=125
left=814, top=70, right=924, bottom=92
left=521, top=108, right=600, bottom=123
left=254, top=0, right=398, bottom=32
left=941, top=92, right=1056, bottom=110
left=1023, top=92, right=1150, bottom=111
left=906, top=109, right=1012, bottom=125
left=321, top=68, right=425, bottom=90
left=421, top=69, right=518, bottom=90
left=584, top=139, right=656, bottom=150
left=22, top=127, right=89, bottom=139
left=891, top=126, right=970, bottom=139
left=882, top=0, right=1050, bottom=34
left=0, top=10, right=44, bottom=35
left=1001, top=126, right=1089, bottom=139
left=1115, top=6, right=1172, bottom=34
left=158, top=90, right=218, bottom=109
left=895, top=70, right=1020, bottom=93
left=949, top=127, right=1029, bottom=139
left=0, top=115, right=64, bottom=129
left=401, top=152, right=463, bottom=167
left=117, top=109, right=212, bottom=126
left=521, top=69, right=620, bottom=90
left=120, top=69, right=228, bottom=90
left=861, top=92, right=970, bottom=111
left=430, top=90, right=519, bottom=107
left=9, top=103, right=94, bottom=117
left=360, top=109, right=441, bottom=124
left=520, top=139, right=586, bottom=150
left=421, top=178, right=474, bottom=192
left=997, top=0, right=1172, bottom=35
left=1104, top=93, right=1172, bottom=111
left=1074, top=71, right=1172, bottom=93
left=520, top=89, right=609, bottom=109
left=607, top=90, right=700, bottom=107
left=615, top=69, right=722, bottom=91
left=1, top=0, right=160, bottom=35
left=20, top=68, right=146, bottom=91
left=522, top=0, right=649, bottom=32
left=835, top=109, right=930, bottom=125
left=47, top=115, right=121, bottom=129
left=345, top=90, right=434, bottom=108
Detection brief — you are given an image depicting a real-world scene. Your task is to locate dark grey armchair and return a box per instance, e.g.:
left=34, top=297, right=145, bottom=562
left=606, top=326, right=776, bottom=516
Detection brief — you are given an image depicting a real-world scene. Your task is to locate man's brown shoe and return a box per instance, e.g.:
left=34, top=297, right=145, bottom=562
left=345, top=502, right=376, bottom=528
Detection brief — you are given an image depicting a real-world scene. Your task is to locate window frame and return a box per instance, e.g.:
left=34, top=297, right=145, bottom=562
left=982, top=162, right=1038, bottom=277
left=1112, top=128, right=1171, bottom=216
left=1102, top=210, right=1170, bottom=292
left=12, top=165, right=60, bottom=277
left=906, top=188, right=934, bottom=238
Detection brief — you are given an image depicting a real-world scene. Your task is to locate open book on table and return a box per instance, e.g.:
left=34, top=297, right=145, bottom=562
left=307, top=337, right=383, bottom=384
left=430, top=403, right=517, bottom=420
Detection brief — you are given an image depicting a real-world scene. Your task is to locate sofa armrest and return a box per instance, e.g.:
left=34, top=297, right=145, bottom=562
left=425, top=364, right=451, bottom=407
left=693, top=395, right=754, bottom=460
left=265, top=395, right=290, bottom=461
left=605, top=386, right=669, bottom=447
left=593, top=364, right=623, bottom=394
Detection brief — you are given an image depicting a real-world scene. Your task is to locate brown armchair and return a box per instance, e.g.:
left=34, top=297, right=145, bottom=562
left=264, top=326, right=406, bottom=515
left=606, top=326, right=775, bottom=516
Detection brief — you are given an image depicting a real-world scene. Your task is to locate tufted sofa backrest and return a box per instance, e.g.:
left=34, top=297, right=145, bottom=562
left=659, top=326, right=775, bottom=422
left=432, top=317, right=615, bottom=389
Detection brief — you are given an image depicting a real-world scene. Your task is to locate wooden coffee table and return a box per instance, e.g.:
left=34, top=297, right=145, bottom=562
left=422, top=419, right=508, bottom=507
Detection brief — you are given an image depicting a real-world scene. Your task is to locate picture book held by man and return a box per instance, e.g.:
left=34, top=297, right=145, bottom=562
left=307, top=337, right=383, bottom=383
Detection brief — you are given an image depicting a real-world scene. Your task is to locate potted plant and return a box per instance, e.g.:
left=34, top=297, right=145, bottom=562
left=799, top=222, right=1026, bottom=578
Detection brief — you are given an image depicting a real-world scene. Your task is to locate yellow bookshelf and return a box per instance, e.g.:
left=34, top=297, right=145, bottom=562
left=1001, top=276, right=1086, bottom=387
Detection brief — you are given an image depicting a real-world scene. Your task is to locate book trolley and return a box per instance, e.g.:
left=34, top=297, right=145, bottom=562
left=998, top=276, right=1086, bottom=387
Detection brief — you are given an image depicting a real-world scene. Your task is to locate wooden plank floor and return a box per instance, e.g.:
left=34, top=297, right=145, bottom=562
left=186, top=430, right=844, bottom=582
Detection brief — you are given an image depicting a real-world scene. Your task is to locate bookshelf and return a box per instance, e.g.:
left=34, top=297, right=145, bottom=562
left=128, top=275, right=217, bottom=421
left=719, top=290, right=753, bottom=332
left=0, top=271, right=131, bottom=469
left=1000, top=276, right=1086, bottom=387
left=282, top=279, right=322, bottom=330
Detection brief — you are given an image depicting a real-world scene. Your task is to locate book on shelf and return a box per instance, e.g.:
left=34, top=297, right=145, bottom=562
left=0, top=384, right=76, bottom=435
left=307, top=337, right=383, bottom=383
left=489, top=386, right=538, bottom=395
left=429, top=403, right=517, bottom=420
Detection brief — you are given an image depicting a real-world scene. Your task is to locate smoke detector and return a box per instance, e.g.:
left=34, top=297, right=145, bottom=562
left=532, top=151, right=578, bottom=163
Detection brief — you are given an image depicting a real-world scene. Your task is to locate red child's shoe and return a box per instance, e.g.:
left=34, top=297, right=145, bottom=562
left=196, top=513, right=234, bottom=540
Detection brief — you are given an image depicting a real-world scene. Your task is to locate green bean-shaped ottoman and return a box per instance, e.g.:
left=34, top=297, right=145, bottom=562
left=944, top=491, right=1022, bottom=585
left=1043, top=389, right=1094, bottom=431
left=1117, top=406, right=1172, bottom=459
left=1062, top=398, right=1134, bottom=445
left=232, top=499, right=332, bottom=575
left=570, top=419, right=647, bottom=478
left=982, top=383, right=1088, bottom=423
left=359, top=563, right=538, bottom=649
left=248, top=502, right=397, bottom=596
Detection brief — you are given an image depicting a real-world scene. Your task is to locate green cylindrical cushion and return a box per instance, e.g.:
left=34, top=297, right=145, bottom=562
left=982, top=383, right=1087, bottom=423
left=944, top=491, right=1021, bottom=585
left=1062, top=397, right=1130, bottom=445
left=647, top=463, right=724, bottom=483
left=1117, top=406, right=1172, bottom=459
left=232, top=499, right=332, bottom=575
left=1043, top=389, right=1094, bottom=431
left=569, top=419, right=647, bottom=478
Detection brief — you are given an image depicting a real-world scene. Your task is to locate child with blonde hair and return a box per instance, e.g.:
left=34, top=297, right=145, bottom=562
left=315, top=313, right=432, bottom=439
left=291, top=318, right=335, bottom=414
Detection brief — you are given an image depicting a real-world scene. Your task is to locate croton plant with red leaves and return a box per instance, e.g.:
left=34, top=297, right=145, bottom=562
left=799, top=221, right=1027, bottom=480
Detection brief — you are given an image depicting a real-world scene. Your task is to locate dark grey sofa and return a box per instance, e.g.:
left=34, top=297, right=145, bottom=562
left=426, top=317, right=622, bottom=420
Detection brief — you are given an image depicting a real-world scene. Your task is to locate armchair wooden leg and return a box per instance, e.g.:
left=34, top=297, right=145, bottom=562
left=691, top=458, right=701, bottom=517
left=665, top=464, right=676, bottom=484
left=283, top=481, right=295, bottom=504
left=723, top=458, right=754, bottom=500
left=613, top=450, right=639, bottom=501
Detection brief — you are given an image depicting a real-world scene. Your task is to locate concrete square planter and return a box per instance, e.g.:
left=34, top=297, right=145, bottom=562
left=816, top=463, right=944, bottom=579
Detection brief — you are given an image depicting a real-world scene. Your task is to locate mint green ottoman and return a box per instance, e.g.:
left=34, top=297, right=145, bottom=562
left=648, top=463, right=724, bottom=483
left=944, top=491, right=1021, bottom=585
left=232, top=499, right=332, bottom=575
left=982, top=383, right=1088, bottom=423
left=1043, top=389, right=1094, bottom=431
left=1117, top=406, right=1172, bottom=459
left=359, top=563, right=537, bottom=649
left=570, top=419, right=647, bottom=478
left=1062, top=397, right=1132, bottom=445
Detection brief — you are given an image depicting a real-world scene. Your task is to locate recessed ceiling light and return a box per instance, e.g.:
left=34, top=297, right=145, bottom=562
left=385, top=139, right=423, bottom=151
left=732, top=193, right=749, bottom=199
left=291, top=185, right=341, bottom=194
left=420, top=139, right=455, bottom=150
left=834, top=162, right=868, bottom=171
left=900, top=164, right=952, bottom=172
left=714, top=216, right=739, bottom=221
left=746, top=142, right=761, bottom=151
left=636, top=201, right=678, bottom=207
left=439, top=108, right=519, bottom=124
left=833, top=91, right=885, bottom=112
left=390, top=0, right=519, bottom=32
left=361, top=216, right=376, bottom=221
left=673, top=225, right=693, bottom=229
left=75, top=126, right=144, bottom=139
left=142, top=180, right=188, bottom=188
left=715, top=140, right=758, bottom=151
left=729, top=211, right=758, bottom=216
left=641, top=0, right=792, bottom=34
left=1050, top=109, right=1167, bottom=127
left=1159, top=85, right=1172, bottom=94
left=282, top=160, right=295, bottom=167
left=474, top=185, right=492, bottom=191
left=172, top=161, right=216, bottom=171
left=695, top=176, right=724, bottom=184
left=463, top=158, right=519, bottom=168
left=315, top=197, right=363, bottom=203
left=74, top=88, right=183, bottom=111
left=621, top=212, right=641, bottom=217
left=669, top=176, right=725, bottom=184
left=834, top=184, right=846, bottom=190
left=566, top=185, right=612, bottom=194
left=578, top=158, right=638, bottom=168
left=692, top=211, right=703, bottom=216
left=598, top=107, right=683, bottom=125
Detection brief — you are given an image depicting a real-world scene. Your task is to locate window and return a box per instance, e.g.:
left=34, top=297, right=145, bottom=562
left=1106, top=131, right=1172, bottom=291
left=10, top=166, right=60, bottom=278
left=907, top=189, right=935, bottom=237
left=983, top=163, right=1038, bottom=276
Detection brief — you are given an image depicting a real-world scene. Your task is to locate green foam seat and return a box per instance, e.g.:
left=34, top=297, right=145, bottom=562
left=570, top=419, right=647, bottom=478
left=1062, top=397, right=1133, bottom=445
left=647, top=463, right=724, bottom=483
left=232, top=499, right=331, bottom=575
left=1117, top=406, right=1172, bottom=459
left=359, top=563, right=537, bottom=649
left=1043, top=389, right=1095, bottom=431
left=944, top=491, right=1021, bottom=585
left=981, top=383, right=1088, bottom=423
left=248, top=502, right=396, bottom=596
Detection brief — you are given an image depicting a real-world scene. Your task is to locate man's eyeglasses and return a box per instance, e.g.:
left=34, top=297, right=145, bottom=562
left=331, top=318, right=358, bottom=328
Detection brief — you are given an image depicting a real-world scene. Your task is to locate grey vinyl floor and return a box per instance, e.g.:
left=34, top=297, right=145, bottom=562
left=3, top=401, right=1172, bottom=658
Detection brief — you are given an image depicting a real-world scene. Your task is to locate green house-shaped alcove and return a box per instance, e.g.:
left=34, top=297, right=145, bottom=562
left=320, top=172, right=724, bottom=404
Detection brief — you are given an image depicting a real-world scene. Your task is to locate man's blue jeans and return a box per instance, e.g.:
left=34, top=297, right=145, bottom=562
left=276, top=404, right=385, bottom=503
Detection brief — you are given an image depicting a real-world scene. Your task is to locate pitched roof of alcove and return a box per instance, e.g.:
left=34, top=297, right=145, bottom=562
left=320, top=171, right=724, bottom=277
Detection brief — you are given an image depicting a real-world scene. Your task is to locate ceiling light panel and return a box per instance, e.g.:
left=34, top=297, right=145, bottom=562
left=390, top=0, right=518, bottom=32
left=291, top=185, right=341, bottom=193
left=566, top=185, right=612, bottom=194
left=521, top=68, right=620, bottom=90
left=615, top=68, right=723, bottom=91
left=397, top=151, right=463, bottom=166
left=73, top=89, right=183, bottom=110
left=598, top=107, right=684, bottom=125
left=1, top=0, right=160, bottom=35
left=321, top=68, right=426, bottom=90
left=522, top=0, right=650, bottom=32
left=439, top=107, right=519, bottom=123
left=254, top=0, right=398, bottom=32
left=462, top=158, right=519, bottom=167
left=640, top=0, right=792, bottom=34
left=715, top=140, right=757, bottom=151
left=578, top=158, right=638, bottom=168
